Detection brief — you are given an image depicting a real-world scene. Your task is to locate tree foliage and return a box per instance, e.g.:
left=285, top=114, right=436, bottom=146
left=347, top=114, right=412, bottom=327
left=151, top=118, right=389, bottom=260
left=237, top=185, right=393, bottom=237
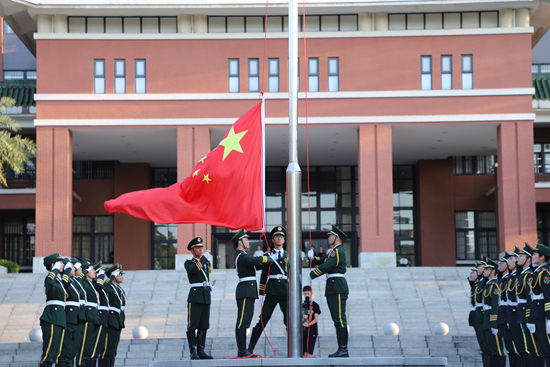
left=0, top=96, right=38, bottom=187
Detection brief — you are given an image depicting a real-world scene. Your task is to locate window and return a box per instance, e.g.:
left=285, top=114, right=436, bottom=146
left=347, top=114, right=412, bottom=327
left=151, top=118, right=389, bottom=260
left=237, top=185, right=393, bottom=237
left=393, top=165, right=417, bottom=266
left=328, top=57, right=339, bottom=92
left=207, top=15, right=358, bottom=33
left=114, top=60, right=125, bottom=94
left=538, top=211, right=550, bottom=246
left=268, top=58, right=279, bottom=92
left=441, top=55, right=452, bottom=90
left=4, top=22, right=14, bottom=34
left=462, top=55, right=473, bottom=89
left=153, top=223, right=178, bottom=269
left=453, top=156, right=495, bottom=175
left=3, top=157, right=36, bottom=188
left=534, top=143, right=550, bottom=173
left=2, top=217, right=35, bottom=268
left=3, top=71, right=36, bottom=81
left=388, top=11, right=498, bottom=30
left=94, top=59, right=105, bottom=94
left=68, top=16, right=177, bottom=33
left=533, top=65, right=550, bottom=74
left=73, top=216, right=114, bottom=264
left=135, top=59, right=146, bottom=94
left=456, top=211, right=497, bottom=261
left=152, top=168, right=177, bottom=188
left=73, top=161, right=114, bottom=179
left=228, top=59, right=239, bottom=93
left=248, top=59, right=259, bottom=93
left=421, top=56, right=432, bottom=90
left=308, top=58, right=319, bottom=92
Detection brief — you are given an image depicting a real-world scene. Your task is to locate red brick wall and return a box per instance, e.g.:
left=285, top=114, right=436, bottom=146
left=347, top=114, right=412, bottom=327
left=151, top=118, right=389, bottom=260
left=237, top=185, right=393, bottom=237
left=73, top=179, right=114, bottom=215
left=536, top=189, right=550, bottom=203
left=0, top=194, right=35, bottom=210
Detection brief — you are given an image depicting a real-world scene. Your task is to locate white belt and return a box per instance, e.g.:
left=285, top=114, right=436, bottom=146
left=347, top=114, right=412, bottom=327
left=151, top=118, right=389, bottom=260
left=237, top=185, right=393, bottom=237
left=98, top=306, right=109, bottom=311
left=532, top=294, right=544, bottom=300
left=475, top=302, right=484, bottom=308
left=268, top=275, right=287, bottom=280
left=483, top=305, right=492, bottom=311
left=79, top=300, right=86, bottom=306
left=121, top=306, right=125, bottom=312
left=86, top=302, right=99, bottom=308
left=499, top=300, right=508, bottom=306
left=518, top=299, right=527, bottom=304
left=239, top=276, right=256, bottom=282
left=508, top=301, right=518, bottom=306
left=109, top=306, right=121, bottom=314
left=326, top=274, right=345, bottom=278
left=65, top=301, right=80, bottom=307
left=470, top=306, right=475, bottom=311
left=46, top=300, right=65, bottom=307
left=190, top=282, right=210, bottom=287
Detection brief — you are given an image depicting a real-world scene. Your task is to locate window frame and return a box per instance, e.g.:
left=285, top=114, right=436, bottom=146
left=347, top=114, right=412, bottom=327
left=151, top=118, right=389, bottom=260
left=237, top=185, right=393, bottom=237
left=135, top=59, right=146, bottom=94
left=328, top=57, right=339, bottom=92
left=441, top=55, right=452, bottom=90
left=455, top=210, right=497, bottom=262
left=248, top=58, right=260, bottom=93
left=268, top=58, right=280, bottom=93
left=94, top=59, right=105, bottom=94
left=462, top=54, right=473, bottom=89
left=72, top=215, right=114, bottom=264
left=114, top=59, right=126, bottom=94
left=308, top=57, right=319, bottom=93
left=228, top=59, right=240, bottom=93
left=420, top=55, right=432, bottom=90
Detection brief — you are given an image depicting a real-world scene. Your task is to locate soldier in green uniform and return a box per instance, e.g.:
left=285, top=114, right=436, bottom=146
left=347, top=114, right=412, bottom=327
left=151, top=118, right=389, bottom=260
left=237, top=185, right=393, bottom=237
left=70, top=259, right=88, bottom=367
left=248, top=226, right=288, bottom=354
left=57, top=259, right=81, bottom=367
left=472, top=258, right=488, bottom=364
left=528, top=244, right=550, bottom=366
left=308, top=225, right=349, bottom=358
left=232, top=229, right=273, bottom=357
left=481, top=258, right=505, bottom=367
left=506, top=247, right=529, bottom=367
left=497, top=252, right=519, bottom=367
left=98, top=263, right=126, bottom=367
left=75, top=261, right=101, bottom=367
left=184, top=237, right=214, bottom=360
left=40, top=253, right=66, bottom=367
left=93, top=264, right=110, bottom=365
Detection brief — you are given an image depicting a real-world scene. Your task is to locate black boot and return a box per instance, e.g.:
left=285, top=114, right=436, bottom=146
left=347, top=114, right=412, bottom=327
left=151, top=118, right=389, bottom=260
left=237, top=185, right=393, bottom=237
left=328, top=327, right=349, bottom=358
left=509, top=354, right=521, bottom=367
left=248, top=326, right=263, bottom=354
left=86, top=358, right=97, bottom=367
left=236, top=328, right=252, bottom=357
left=57, top=364, right=70, bottom=367
left=196, top=329, right=213, bottom=359
left=110, top=358, right=116, bottom=367
left=97, top=357, right=110, bottom=367
left=186, top=330, right=200, bottom=360
left=496, top=355, right=507, bottom=367
left=523, top=354, right=534, bottom=367
left=39, top=364, right=52, bottom=367
left=533, top=355, right=545, bottom=367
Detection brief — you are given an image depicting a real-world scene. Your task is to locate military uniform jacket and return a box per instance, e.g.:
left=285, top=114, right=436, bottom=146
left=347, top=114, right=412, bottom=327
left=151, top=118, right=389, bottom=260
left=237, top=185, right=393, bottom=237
left=103, top=276, right=125, bottom=330
left=95, top=276, right=110, bottom=327
left=185, top=256, right=212, bottom=304
left=528, top=264, right=550, bottom=321
left=72, top=276, right=88, bottom=322
left=473, top=278, right=486, bottom=326
left=516, top=267, right=533, bottom=323
left=506, top=271, right=519, bottom=324
left=115, top=283, right=126, bottom=329
left=468, top=279, right=476, bottom=327
left=235, top=250, right=270, bottom=300
left=309, top=244, right=349, bottom=297
left=259, top=249, right=287, bottom=297
left=78, top=273, right=101, bottom=325
left=482, top=278, right=499, bottom=329
left=497, top=273, right=511, bottom=325
left=40, top=268, right=67, bottom=328
left=64, top=275, right=82, bottom=325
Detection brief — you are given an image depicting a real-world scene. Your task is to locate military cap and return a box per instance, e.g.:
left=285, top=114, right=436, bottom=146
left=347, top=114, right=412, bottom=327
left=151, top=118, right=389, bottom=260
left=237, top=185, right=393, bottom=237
left=231, top=229, right=250, bottom=244
left=484, top=257, right=498, bottom=269
left=480, top=255, right=488, bottom=265
left=43, top=253, right=63, bottom=266
left=81, top=260, right=92, bottom=269
left=271, top=226, right=286, bottom=238
left=93, top=261, right=103, bottom=271
left=520, top=242, right=534, bottom=257
left=105, top=263, right=123, bottom=276
left=470, top=266, right=479, bottom=272
left=62, top=257, right=71, bottom=266
left=188, top=237, right=204, bottom=251
left=327, top=225, right=348, bottom=239
left=499, top=252, right=511, bottom=262
left=509, top=246, right=521, bottom=257
left=533, top=244, right=550, bottom=258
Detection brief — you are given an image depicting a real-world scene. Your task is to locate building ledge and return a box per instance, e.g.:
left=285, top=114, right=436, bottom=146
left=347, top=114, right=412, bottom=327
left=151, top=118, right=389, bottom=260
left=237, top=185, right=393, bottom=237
left=0, top=188, right=36, bottom=194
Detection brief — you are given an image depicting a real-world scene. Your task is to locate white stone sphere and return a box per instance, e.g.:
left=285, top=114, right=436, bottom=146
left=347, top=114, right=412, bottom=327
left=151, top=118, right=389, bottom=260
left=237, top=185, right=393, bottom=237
left=132, top=326, right=148, bottom=339
left=29, top=328, right=42, bottom=342
left=434, top=322, right=450, bottom=336
left=384, top=323, right=400, bottom=335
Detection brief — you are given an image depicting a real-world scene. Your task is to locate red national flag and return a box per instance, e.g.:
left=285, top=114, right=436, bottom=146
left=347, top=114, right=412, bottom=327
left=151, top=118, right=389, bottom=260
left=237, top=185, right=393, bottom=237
left=104, top=102, right=265, bottom=231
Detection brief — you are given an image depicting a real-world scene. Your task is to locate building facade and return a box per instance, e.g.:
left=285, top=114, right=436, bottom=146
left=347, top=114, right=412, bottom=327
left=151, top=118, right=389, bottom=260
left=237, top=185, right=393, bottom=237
left=0, top=0, right=545, bottom=271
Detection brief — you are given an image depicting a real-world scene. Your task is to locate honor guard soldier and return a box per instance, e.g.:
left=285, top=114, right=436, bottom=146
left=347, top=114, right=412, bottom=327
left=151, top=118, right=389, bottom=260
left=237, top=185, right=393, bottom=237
left=482, top=258, right=505, bottom=367
left=232, top=229, right=273, bottom=357
left=506, top=247, right=526, bottom=367
left=467, top=262, right=480, bottom=343
left=184, top=237, right=214, bottom=360
left=93, top=264, right=110, bottom=365
left=497, top=253, right=519, bottom=367
left=99, top=263, right=126, bottom=367
left=71, top=258, right=88, bottom=367
left=473, top=258, right=488, bottom=359
left=40, top=253, right=67, bottom=367
left=248, top=226, right=288, bottom=354
left=308, top=225, right=350, bottom=358
left=75, top=260, right=101, bottom=367
left=528, top=244, right=550, bottom=366
left=517, top=243, right=539, bottom=367
left=57, top=258, right=81, bottom=367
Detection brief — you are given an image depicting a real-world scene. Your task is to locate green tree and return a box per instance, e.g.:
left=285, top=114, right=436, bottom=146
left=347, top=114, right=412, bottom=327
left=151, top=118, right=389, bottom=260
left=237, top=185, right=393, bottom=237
left=0, top=97, right=37, bottom=187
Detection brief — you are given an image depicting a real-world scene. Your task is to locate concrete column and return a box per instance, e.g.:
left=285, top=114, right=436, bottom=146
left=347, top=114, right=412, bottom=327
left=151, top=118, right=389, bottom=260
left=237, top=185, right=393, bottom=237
left=496, top=121, right=537, bottom=253
left=177, top=15, right=192, bottom=33
left=516, top=9, right=530, bottom=28
left=358, top=13, right=372, bottom=31
left=34, top=127, right=72, bottom=272
left=357, top=124, right=395, bottom=268
left=499, top=9, right=513, bottom=28
left=193, top=15, right=208, bottom=33
left=374, top=13, right=388, bottom=31
left=175, top=126, right=211, bottom=270
left=53, top=15, right=68, bottom=33
left=36, top=15, right=52, bottom=33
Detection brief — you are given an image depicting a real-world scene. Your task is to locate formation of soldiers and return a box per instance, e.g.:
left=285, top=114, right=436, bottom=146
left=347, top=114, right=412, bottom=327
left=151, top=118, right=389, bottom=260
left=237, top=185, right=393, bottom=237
left=40, top=254, right=126, bottom=367
left=183, top=224, right=350, bottom=359
left=469, top=243, right=550, bottom=367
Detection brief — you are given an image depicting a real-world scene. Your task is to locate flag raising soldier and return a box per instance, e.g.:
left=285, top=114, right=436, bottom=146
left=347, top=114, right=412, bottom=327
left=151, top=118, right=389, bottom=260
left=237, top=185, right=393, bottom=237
left=232, top=229, right=274, bottom=357
left=57, top=258, right=81, bottom=367
left=506, top=247, right=526, bottom=367
left=70, top=258, right=88, bottom=367
left=528, top=244, right=550, bottom=366
left=248, top=226, right=289, bottom=354
left=75, top=260, right=101, bottom=367
left=481, top=258, right=505, bottom=367
left=497, top=253, right=519, bottom=367
left=93, top=264, right=110, bottom=365
left=473, top=258, right=488, bottom=361
left=308, top=225, right=350, bottom=358
left=184, top=237, right=214, bottom=360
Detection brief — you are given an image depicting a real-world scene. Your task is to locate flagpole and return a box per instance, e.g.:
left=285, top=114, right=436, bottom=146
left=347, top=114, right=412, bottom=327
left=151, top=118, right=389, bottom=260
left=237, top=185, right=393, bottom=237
left=287, top=0, right=302, bottom=357
left=261, top=95, right=266, bottom=233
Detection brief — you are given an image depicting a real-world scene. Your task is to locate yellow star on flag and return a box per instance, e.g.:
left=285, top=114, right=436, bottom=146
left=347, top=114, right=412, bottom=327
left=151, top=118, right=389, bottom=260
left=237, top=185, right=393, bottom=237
left=219, top=127, right=248, bottom=161
left=199, top=156, right=207, bottom=164
left=193, top=169, right=200, bottom=177
left=203, top=174, right=212, bottom=184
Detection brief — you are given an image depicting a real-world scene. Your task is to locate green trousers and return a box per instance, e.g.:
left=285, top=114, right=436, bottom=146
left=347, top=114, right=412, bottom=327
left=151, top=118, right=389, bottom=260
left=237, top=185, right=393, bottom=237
left=70, top=321, right=85, bottom=367
left=326, top=293, right=348, bottom=328
left=253, top=294, right=288, bottom=328
left=93, top=324, right=108, bottom=358
left=236, top=298, right=255, bottom=329
left=40, top=321, right=65, bottom=365
left=76, top=322, right=99, bottom=367
left=58, top=322, right=76, bottom=365
left=188, top=302, right=210, bottom=330
left=103, top=327, right=121, bottom=358
left=483, top=328, right=504, bottom=356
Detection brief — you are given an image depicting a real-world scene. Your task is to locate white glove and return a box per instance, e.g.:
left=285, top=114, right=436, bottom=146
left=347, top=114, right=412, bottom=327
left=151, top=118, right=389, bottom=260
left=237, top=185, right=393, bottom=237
left=208, top=284, right=215, bottom=292
left=112, top=270, right=120, bottom=278
left=52, top=261, right=62, bottom=271
left=64, top=262, right=73, bottom=271
left=491, top=328, right=498, bottom=335
left=307, top=273, right=313, bottom=285
left=97, top=269, right=105, bottom=277
left=546, top=320, right=550, bottom=334
left=74, top=262, right=82, bottom=270
left=308, top=249, right=315, bottom=259
left=203, top=251, right=210, bottom=258
left=527, top=323, right=536, bottom=334
left=259, top=295, right=263, bottom=306
left=87, top=266, right=94, bottom=272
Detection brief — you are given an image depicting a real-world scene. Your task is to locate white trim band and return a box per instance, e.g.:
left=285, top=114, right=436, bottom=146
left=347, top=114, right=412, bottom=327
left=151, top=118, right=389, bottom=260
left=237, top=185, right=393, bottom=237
left=85, top=302, right=99, bottom=308
left=65, top=301, right=80, bottom=307
left=268, top=275, right=288, bottom=280
left=98, top=306, right=109, bottom=311
left=326, top=273, right=345, bottom=278
left=518, top=299, right=527, bottom=304
left=109, top=306, right=121, bottom=314
left=239, top=276, right=256, bottom=282
left=46, top=300, right=65, bottom=307
left=189, top=282, right=210, bottom=287
left=531, top=294, right=544, bottom=300
left=483, top=305, right=492, bottom=311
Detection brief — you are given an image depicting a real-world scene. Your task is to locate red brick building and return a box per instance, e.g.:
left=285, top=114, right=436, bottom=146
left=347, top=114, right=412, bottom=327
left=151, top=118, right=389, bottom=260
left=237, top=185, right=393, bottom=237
left=0, top=0, right=547, bottom=271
